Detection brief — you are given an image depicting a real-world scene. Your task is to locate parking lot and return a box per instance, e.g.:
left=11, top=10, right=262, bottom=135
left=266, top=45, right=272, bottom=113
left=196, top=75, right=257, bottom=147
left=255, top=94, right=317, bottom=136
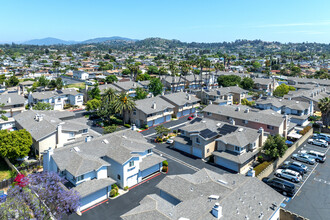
left=266, top=136, right=330, bottom=220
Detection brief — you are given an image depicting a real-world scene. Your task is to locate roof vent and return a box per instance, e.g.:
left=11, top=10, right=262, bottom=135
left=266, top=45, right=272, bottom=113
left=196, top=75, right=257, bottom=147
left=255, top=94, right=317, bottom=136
left=211, top=203, right=222, bottom=219
left=216, top=123, right=221, bottom=127
left=296, top=101, right=299, bottom=104
left=238, top=128, right=244, bottom=132
left=85, top=136, right=92, bottom=142
left=235, top=107, right=240, bottom=111
left=208, top=195, right=220, bottom=200
left=244, top=108, right=249, bottom=113
left=152, top=102, right=156, bottom=109
left=103, top=139, right=109, bottom=144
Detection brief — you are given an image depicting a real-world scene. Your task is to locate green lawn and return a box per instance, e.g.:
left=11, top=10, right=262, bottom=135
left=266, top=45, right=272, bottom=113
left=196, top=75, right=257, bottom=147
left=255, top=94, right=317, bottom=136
left=65, top=82, right=86, bottom=90
left=0, top=159, right=11, bottom=180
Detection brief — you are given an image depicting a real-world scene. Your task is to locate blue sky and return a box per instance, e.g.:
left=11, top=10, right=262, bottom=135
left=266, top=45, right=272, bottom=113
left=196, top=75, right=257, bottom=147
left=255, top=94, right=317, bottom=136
left=1, top=0, right=330, bottom=43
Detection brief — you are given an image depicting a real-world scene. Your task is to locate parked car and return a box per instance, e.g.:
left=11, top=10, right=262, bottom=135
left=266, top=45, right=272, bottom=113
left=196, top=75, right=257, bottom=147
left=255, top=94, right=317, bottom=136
left=300, top=150, right=326, bottom=163
left=308, top=138, right=328, bottom=148
left=275, top=169, right=302, bottom=183
left=262, top=177, right=296, bottom=197
left=279, top=164, right=305, bottom=176
left=313, top=133, right=330, bottom=143
left=188, top=115, right=195, bottom=120
left=291, top=154, right=315, bottom=165
left=284, top=161, right=308, bottom=173
left=166, top=139, right=174, bottom=144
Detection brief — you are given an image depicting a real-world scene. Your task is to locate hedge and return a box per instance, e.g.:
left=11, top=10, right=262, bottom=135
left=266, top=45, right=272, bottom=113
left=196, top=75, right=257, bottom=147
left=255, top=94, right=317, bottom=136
left=299, top=126, right=312, bottom=135
left=253, top=161, right=272, bottom=176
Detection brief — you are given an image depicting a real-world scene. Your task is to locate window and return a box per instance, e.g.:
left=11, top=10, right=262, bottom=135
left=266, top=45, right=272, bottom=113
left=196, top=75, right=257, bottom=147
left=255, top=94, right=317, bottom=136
left=207, top=149, right=210, bottom=153
left=235, top=146, right=241, bottom=152
left=267, top=125, right=274, bottom=130
left=207, top=112, right=212, bottom=116
left=164, top=109, right=168, bottom=113
left=147, top=149, right=152, bottom=154
left=69, top=132, right=75, bottom=138
left=129, top=161, right=134, bottom=167
left=133, top=110, right=136, bottom=115
left=82, top=129, right=88, bottom=134
left=196, top=137, right=200, bottom=144
left=77, top=175, right=84, bottom=181
left=243, top=120, right=248, bottom=124
left=117, top=174, right=121, bottom=180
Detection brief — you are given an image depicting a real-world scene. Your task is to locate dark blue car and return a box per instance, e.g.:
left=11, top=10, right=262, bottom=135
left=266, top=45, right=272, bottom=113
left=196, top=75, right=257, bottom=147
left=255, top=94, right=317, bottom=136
left=279, top=164, right=305, bottom=176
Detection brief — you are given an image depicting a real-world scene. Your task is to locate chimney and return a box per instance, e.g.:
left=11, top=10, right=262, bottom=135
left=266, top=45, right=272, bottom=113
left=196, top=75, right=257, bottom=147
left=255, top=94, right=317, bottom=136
left=244, top=108, right=249, bottom=113
left=258, top=127, right=264, bottom=146
left=230, top=119, right=235, bottom=125
left=57, top=122, right=65, bottom=148
left=43, top=147, right=54, bottom=172
left=152, top=102, right=156, bottom=109
left=7, top=97, right=11, bottom=103
left=209, top=100, right=213, bottom=105
left=85, top=136, right=92, bottom=142
left=212, top=203, right=222, bottom=219
left=187, top=94, right=191, bottom=100
left=34, top=114, right=43, bottom=122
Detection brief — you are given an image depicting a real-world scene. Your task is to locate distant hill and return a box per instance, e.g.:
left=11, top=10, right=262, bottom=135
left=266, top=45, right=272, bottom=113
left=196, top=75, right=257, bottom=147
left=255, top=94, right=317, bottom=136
left=22, top=37, right=78, bottom=45
left=81, top=36, right=138, bottom=44
left=21, top=36, right=138, bottom=45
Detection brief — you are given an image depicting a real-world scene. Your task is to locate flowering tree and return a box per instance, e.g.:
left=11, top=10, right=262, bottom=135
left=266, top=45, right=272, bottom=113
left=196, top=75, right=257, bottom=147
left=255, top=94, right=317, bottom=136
left=0, top=172, right=80, bottom=219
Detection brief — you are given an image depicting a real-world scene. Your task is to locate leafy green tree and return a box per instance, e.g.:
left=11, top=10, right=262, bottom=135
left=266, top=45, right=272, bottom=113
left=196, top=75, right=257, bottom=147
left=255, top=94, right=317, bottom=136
left=147, top=66, right=159, bottom=75
left=32, top=102, right=53, bottom=110
left=38, top=75, right=49, bottom=87
left=98, top=88, right=117, bottom=123
left=48, top=79, right=57, bottom=89
left=252, top=61, right=262, bottom=71
left=6, top=75, right=19, bottom=87
left=158, top=67, right=168, bottom=75
left=291, top=66, right=301, bottom=76
left=0, top=74, right=6, bottom=85
left=134, top=87, right=148, bottom=100
left=240, top=77, right=254, bottom=90
left=55, top=77, right=63, bottom=90
left=0, top=129, right=32, bottom=160
left=122, top=69, right=131, bottom=76
left=318, top=97, right=330, bottom=127
left=273, top=84, right=295, bottom=97
left=155, top=125, right=170, bottom=137
left=148, top=78, right=163, bottom=96
left=241, top=98, right=254, bottom=106
left=217, top=75, right=241, bottom=87
left=105, top=75, right=118, bottom=84
left=86, top=99, right=101, bottom=111
left=136, top=73, right=151, bottom=81
left=103, top=125, right=117, bottom=134
left=113, top=92, right=136, bottom=123
left=263, top=134, right=287, bottom=159
left=88, top=83, right=101, bottom=100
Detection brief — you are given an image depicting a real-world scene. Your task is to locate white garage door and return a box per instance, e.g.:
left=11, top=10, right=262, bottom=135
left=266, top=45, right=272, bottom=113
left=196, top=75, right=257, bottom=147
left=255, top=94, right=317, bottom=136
left=141, top=164, right=160, bottom=179
left=80, top=188, right=108, bottom=211
left=174, top=142, right=191, bottom=154
left=127, top=174, right=138, bottom=187
left=192, top=147, right=202, bottom=158
left=214, top=157, right=239, bottom=172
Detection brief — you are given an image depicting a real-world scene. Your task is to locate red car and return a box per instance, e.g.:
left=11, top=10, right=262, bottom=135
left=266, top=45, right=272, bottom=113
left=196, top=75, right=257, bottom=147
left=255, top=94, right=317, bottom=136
left=188, top=115, right=195, bottom=120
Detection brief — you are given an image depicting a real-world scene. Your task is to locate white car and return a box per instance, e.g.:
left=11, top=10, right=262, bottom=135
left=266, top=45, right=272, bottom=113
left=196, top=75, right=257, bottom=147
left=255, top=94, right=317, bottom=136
left=275, top=169, right=302, bottom=183
left=300, top=150, right=326, bottom=163
left=308, top=138, right=328, bottom=148
left=166, top=139, right=174, bottom=144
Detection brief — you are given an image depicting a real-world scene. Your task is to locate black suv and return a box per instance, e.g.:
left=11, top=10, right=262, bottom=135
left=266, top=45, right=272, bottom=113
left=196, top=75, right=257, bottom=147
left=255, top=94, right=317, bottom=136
left=262, top=177, right=296, bottom=197
left=279, top=164, right=305, bottom=176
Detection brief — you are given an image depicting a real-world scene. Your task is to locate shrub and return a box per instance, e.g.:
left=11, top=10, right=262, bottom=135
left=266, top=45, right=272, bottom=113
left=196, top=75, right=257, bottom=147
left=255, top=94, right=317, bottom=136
left=162, top=138, right=168, bottom=142
left=110, top=189, right=118, bottom=197
left=110, top=116, right=123, bottom=125
left=257, top=155, right=264, bottom=163
left=124, top=124, right=131, bottom=128
left=163, top=132, right=168, bottom=136
left=124, top=186, right=129, bottom=191
left=253, top=161, right=272, bottom=176
left=155, top=136, right=163, bottom=143
left=173, top=130, right=178, bottom=134
left=162, top=160, right=168, bottom=167
left=1, top=115, right=8, bottom=121
left=142, top=124, right=149, bottom=129
left=63, top=104, right=73, bottom=109
left=162, top=166, right=168, bottom=172
left=103, top=125, right=117, bottom=134
left=299, top=126, right=312, bottom=135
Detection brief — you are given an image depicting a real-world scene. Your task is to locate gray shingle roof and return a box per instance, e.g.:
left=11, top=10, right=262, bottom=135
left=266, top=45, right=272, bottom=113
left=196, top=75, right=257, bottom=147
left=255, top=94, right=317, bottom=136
left=216, top=127, right=260, bottom=147
left=0, top=93, right=26, bottom=106
left=14, top=110, right=60, bottom=141
left=256, top=97, right=310, bottom=110
left=61, top=120, right=89, bottom=132
left=121, top=169, right=284, bottom=220
left=203, top=104, right=285, bottom=127
left=74, top=178, right=116, bottom=198
left=114, top=81, right=142, bottom=91
left=212, top=149, right=259, bottom=164
left=98, top=84, right=123, bottom=94
left=31, top=89, right=81, bottom=100
left=139, top=154, right=164, bottom=171
left=161, top=92, right=200, bottom=106
left=135, top=96, right=175, bottom=115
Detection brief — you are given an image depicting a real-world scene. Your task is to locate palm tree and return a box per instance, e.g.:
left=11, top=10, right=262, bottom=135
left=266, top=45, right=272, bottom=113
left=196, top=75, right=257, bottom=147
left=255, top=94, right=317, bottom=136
left=114, top=92, right=136, bottom=124
left=127, top=63, right=140, bottom=81
left=179, top=61, right=190, bottom=90
left=318, top=97, right=330, bottom=127
left=98, top=88, right=117, bottom=123
left=169, top=61, right=178, bottom=92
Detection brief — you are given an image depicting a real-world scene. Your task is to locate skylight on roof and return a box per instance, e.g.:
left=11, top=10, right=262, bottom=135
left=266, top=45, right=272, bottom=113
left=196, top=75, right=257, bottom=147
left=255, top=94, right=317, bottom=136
left=103, top=139, right=109, bottom=144
left=73, top=147, right=80, bottom=152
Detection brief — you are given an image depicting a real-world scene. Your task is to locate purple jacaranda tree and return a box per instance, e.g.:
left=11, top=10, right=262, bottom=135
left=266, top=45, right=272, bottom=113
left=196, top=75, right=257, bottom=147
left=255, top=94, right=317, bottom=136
left=0, top=172, right=80, bottom=219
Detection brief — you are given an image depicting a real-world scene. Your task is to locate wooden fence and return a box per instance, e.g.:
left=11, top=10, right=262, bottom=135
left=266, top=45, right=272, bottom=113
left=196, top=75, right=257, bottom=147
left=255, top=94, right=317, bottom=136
left=0, top=177, right=14, bottom=189
left=257, top=128, right=314, bottom=180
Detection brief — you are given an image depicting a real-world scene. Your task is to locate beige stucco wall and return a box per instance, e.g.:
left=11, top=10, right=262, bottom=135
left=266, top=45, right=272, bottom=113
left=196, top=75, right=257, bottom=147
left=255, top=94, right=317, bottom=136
left=36, top=133, right=57, bottom=156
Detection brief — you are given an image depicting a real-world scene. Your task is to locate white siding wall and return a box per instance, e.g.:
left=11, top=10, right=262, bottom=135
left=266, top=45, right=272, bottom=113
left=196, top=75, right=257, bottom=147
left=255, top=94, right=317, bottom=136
left=97, top=166, right=108, bottom=179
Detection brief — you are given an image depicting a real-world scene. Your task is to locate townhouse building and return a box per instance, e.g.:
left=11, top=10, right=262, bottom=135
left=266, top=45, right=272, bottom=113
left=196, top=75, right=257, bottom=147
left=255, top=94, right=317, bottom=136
left=0, top=93, right=26, bottom=130
left=43, top=130, right=165, bottom=211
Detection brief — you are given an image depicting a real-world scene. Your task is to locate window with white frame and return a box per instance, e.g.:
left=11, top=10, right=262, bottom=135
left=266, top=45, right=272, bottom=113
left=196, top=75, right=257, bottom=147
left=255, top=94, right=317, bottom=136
left=133, top=110, right=136, bottom=115
left=196, top=137, right=200, bottom=144
left=129, top=161, right=134, bottom=167
left=207, top=112, right=212, bottom=116
left=147, top=149, right=152, bottom=154
left=82, top=129, right=88, bottom=134
left=69, top=132, right=75, bottom=138
left=267, top=125, right=274, bottom=130
left=234, top=146, right=241, bottom=152
left=76, top=175, right=84, bottom=182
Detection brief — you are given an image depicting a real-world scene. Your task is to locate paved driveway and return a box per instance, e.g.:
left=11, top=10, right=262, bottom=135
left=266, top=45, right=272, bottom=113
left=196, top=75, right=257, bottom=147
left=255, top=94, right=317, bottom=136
left=65, top=157, right=196, bottom=220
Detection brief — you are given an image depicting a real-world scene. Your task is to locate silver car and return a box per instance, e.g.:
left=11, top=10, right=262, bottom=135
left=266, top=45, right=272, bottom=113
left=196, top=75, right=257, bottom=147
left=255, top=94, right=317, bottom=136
left=291, top=153, right=315, bottom=165
left=275, top=169, right=302, bottom=183
left=308, top=138, right=328, bottom=148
